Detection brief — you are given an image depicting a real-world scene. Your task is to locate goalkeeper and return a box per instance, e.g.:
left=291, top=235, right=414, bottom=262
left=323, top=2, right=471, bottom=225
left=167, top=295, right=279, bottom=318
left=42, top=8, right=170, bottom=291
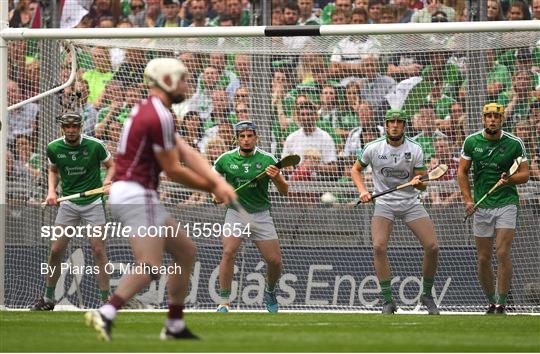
left=213, top=121, right=289, bottom=313
left=352, top=109, right=440, bottom=315
left=457, top=103, right=529, bottom=315
left=31, top=113, right=114, bottom=310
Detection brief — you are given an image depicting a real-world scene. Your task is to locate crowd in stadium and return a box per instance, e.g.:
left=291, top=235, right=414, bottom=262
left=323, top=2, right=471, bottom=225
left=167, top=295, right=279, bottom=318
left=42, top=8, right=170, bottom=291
left=6, top=0, right=540, bottom=206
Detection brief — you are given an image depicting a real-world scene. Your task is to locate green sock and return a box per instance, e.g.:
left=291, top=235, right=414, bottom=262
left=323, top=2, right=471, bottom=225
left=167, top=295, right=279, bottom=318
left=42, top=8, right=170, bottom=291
left=100, top=290, right=110, bottom=301
left=219, top=289, right=231, bottom=304
left=497, top=293, right=507, bottom=305
left=379, top=279, right=393, bottom=303
left=486, top=293, right=497, bottom=304
left=44, top=286, right=55, bottom=300
left=422, top=278, right=434, bottom=296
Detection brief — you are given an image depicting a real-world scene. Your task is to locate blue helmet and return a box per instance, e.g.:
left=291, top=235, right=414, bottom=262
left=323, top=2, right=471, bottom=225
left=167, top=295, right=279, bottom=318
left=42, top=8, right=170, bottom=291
left=234, top=120, right=256, bottom=136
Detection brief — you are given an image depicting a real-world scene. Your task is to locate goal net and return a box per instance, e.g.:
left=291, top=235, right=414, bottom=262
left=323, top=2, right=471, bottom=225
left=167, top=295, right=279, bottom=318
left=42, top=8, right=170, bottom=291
left=3, top=25, right=540, bottom=313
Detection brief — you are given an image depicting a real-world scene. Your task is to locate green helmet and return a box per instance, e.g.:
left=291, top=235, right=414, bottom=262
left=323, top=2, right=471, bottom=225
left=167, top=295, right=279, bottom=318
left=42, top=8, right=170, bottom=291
left=58, top=113, right=83, bottom=126
left=385, top=109, right=407, bottom=121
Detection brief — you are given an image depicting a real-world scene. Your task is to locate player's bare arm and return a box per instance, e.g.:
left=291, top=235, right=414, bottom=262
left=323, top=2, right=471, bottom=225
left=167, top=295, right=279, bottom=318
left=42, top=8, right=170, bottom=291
left=351, top=160, right=371, bottom=203
left=411, top=168, right=428, bottom=191
left=102, top=159, right=115, bottom=192
left=46, top=165, right=60, bottom=205
left=457, top=157, right=475, bottom=215
left=155, top=148, right=214, bottom=192
left=500, top=160, right=530, bottom=186
left=266, top=165, right=288, bottom=195
left=176, top=135, right=236, bottom=204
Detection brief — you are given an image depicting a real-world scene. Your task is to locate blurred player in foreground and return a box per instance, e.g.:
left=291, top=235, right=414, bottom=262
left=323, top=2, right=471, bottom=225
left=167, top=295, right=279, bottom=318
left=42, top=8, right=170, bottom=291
left=85, top=58, right=236, bottom=341
left=352, top=109, right=440, bottom=315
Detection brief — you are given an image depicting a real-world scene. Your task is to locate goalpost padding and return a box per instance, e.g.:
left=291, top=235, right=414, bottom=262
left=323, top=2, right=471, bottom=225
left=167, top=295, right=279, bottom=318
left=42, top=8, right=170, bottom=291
left=2, top=23, right=539, bottom=312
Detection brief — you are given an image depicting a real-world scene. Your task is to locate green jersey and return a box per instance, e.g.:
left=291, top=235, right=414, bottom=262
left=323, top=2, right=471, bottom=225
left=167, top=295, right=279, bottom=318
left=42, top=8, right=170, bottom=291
left=47, top=135, right=111, bottom=205
left=214, top=147, right=278, bottom=213
left=461, top=130, right=527, bottom=208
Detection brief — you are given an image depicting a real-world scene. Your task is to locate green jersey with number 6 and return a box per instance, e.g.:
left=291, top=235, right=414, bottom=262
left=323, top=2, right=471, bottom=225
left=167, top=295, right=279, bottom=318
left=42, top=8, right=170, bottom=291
left=47, top=135, right=111, bottom=205
left=214, top=147, right=278, bottom=213
left=461, top=130, right=527, bottom=208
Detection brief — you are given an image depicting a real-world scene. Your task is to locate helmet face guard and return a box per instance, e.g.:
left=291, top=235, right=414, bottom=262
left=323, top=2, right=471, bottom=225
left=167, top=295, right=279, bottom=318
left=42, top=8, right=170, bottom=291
left=384, top=109, right=407, bottom=141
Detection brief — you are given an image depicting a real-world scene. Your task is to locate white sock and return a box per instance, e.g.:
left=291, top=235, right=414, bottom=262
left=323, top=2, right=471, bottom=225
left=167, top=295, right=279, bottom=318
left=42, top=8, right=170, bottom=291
left=166, top=319, right=185, bottom=333
left=99, top=304, right=117, bottom=321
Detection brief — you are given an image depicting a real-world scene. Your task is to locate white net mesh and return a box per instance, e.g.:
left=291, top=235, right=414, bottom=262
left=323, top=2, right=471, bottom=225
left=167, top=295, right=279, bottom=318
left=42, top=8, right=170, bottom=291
left=5, top=29, right=540, bottom=312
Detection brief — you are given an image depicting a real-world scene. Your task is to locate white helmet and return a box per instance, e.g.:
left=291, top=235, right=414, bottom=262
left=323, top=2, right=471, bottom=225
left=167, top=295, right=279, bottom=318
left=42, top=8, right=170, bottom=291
left=144, top=58, right=188, bottom=94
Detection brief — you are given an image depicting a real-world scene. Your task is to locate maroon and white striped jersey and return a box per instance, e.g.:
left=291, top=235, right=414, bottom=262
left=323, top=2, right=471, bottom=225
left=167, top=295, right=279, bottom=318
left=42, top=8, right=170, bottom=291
left=114, top=96, right=176, bottom=190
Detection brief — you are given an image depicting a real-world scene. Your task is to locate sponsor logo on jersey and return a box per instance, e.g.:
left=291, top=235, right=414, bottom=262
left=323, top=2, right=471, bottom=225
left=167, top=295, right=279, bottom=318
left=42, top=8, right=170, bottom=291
left=480, top=161, right=499, bottom=169
left=381, top=167, right=409, bottom=179
left=230, top=164, right=239, bottom=170
left=378, top=155, right=388, bottom=160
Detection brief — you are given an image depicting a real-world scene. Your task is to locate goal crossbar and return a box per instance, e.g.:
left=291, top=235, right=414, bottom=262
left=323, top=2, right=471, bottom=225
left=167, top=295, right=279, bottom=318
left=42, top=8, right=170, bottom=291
left=1, top=21, right=539, bottom=40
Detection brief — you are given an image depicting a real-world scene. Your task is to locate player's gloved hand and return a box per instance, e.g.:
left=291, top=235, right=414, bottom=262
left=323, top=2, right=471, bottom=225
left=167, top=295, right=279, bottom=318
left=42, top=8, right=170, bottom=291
left=266, top=165, right=280, bottom=179
left=359, top=191, right=372, bottom=203
left=45, top=192, right=58, bottom=205
left=212, top=179, right=237, bottom=206
left=464, top=201, right=475, bottom=216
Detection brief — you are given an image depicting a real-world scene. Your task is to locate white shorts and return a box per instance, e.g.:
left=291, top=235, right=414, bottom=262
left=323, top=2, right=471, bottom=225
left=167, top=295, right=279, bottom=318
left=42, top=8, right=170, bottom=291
left=55, top=198, right=106, bottom=226
left=473, top=204, right=518, bottom=238
left=109, top=181, right=170, bottom=234
left=373, top=202, right=429, bottom=223
left=224, top=208, right=278, bottom=241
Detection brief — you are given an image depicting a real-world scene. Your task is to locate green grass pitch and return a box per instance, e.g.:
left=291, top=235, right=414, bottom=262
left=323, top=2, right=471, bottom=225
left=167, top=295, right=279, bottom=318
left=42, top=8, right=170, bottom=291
left=1, top=312, right=539, bottom=352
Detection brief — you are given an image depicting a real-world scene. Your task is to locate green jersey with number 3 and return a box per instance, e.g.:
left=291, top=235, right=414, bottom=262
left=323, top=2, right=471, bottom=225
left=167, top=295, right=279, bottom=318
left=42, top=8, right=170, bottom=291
left=214, top=147, right=278, bottom=213
left=461, top=130, right=527, bottom=208
left=47, top=135, right=111, bottom=205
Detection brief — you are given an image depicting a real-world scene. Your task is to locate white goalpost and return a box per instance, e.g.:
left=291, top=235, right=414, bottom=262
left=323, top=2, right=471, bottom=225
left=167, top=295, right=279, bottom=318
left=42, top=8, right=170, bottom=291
left=1, top=21, right=539, bottom=313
